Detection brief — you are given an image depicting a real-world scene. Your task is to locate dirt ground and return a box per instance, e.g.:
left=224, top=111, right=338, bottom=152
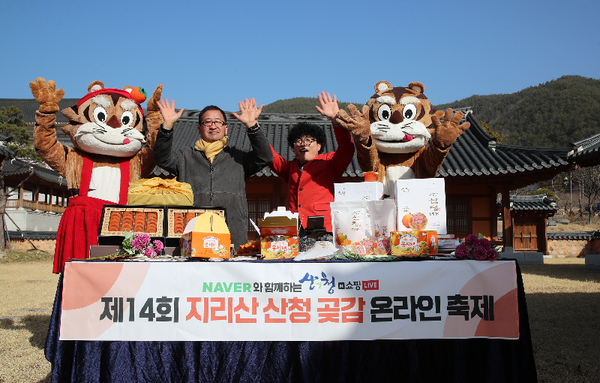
left=1, top=251, right=599, bottom=383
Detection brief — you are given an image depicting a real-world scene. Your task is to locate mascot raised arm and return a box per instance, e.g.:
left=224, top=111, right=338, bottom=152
left=29, top=78, right=163, bottom=273
left=335, top=81, right=470, bottom=194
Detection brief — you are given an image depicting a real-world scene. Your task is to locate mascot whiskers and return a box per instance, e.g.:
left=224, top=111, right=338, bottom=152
left=29, top=78, right=163, bottom=273
left=336, top=81, right=470, bottom=194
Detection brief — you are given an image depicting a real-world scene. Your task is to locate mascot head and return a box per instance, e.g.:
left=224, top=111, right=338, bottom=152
left=366, top=81, right=443, bottom=154
left=61, top=81, right=148, bottom=157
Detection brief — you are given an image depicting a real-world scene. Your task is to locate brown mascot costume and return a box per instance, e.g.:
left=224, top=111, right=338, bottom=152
left=29, top=78, right=163, bottom=273
left=335, top=81, right=470, bottom=194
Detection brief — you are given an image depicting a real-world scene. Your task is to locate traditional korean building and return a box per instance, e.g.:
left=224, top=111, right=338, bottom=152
left=150, top=108, right=576, bottom=248
left=3, top=98, right=596, bottom=253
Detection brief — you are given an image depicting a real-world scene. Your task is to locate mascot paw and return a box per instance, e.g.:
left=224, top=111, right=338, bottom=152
left=431, top=108, right=470, bottom=149
left=29, top=77, right=65, bottom=113
left=335, top=104, right=371, bottom=144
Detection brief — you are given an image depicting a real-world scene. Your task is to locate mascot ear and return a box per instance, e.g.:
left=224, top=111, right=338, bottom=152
left=375, top=81, right=393, bottom=93
left=88, top=80, right=104, bottom=93
left=408, top=82, right=425, bottom=94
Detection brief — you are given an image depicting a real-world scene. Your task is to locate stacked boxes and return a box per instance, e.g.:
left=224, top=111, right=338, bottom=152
left=258, top=207, right=299, bottom=259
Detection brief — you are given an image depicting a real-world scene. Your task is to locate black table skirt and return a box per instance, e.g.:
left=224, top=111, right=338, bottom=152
left=45, top=261, right=537, bottom=382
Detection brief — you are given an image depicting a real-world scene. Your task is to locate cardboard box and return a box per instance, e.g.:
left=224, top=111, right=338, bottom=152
left=390, top=231, right=438, bottom=257
left=395, top=178, right=447, bottom=234
left=180, top=213, right=231, bottom=259
left=334, top=182, right=384, bottom=202
left=97, top=205, right=165, bottom=245
left=165, top=206, right=226, bottom=247
left=258, top=208, right=299, bottom=259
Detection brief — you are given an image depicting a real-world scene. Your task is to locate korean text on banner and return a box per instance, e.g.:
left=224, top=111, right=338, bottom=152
left=60, top=260, right=519, bottom=342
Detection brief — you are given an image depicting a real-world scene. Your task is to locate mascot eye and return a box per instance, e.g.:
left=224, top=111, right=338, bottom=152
left=403, top=104, right=418, bottom=120
left=121, top=111, right=134, bottom=127
left=377, top=104, right=392, bottom=121
left=93, top=106, right=108, bottom=123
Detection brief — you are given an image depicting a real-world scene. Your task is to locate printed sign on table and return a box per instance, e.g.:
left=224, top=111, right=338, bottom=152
left=60, top=260, right=519, bottom=341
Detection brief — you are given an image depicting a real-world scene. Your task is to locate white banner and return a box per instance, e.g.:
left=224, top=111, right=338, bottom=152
left=60, top=260, right=519, bottom=341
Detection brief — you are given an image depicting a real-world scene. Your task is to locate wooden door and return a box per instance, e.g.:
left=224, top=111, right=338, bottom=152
left=514, top=221, right=539, bottom=251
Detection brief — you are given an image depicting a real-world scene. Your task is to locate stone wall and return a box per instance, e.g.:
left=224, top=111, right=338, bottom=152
left=9, top=238, right=56, bottom=254
left=547, top=232, right=600, bottom=258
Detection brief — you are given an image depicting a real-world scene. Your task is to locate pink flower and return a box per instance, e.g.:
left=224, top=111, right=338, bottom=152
left=476, top=238, right=491, bottom=249
left=153, top=240, right=164, bottom=253
left=472, top=245, right=489, bottom=260
left=144, top=247, right=157, bottom=258
left=131, top=233, right=151, bottom=251
left=487, top=248, right=499, bottom=261
left=455, top=243, right=470, bottom=259
left=464, top=234, right=478, bottom=247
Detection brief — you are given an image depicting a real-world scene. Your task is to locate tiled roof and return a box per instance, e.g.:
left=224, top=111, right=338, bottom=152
left=500, top=194, right=558, bottom=211
left=150, top=107, right=574, bottom=185
left=438, top=110, right=572, bottom=181
left=568, top=132, right=600, bottom=167
left=0, top=144, right=14, bottom=159
left=0, top=99, right=581, bottom=184
left=0, top=98, right=79, bottom=124
left=547, top=231, right=600, bottom=240
left=7, top=230, right=57, bottom=240
left=2, top=158, right=67, bottom=186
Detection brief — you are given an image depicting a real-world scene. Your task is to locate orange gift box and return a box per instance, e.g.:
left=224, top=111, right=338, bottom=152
left=391, top=231, right=438, bottom=257
left=180, top=213, right=231, bottom=259
left=258, top=209, right=299, bottom=260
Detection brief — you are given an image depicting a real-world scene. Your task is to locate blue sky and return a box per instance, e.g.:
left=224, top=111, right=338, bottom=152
left=2, top=0, right=599, bottom=112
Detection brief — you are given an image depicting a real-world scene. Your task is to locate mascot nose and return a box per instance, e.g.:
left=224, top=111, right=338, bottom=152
left=390, top=110, right=404, bottom=124
left=106, top=115, right=121, bottom=129
left=123, top=138, right=131, bottom=144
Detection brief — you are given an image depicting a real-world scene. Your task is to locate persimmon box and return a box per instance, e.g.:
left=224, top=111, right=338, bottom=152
left=390, top=231, right=438, bottom=257
left=180, top=213, right=231, bottom=259
left=395, top=178, right=447, bottom=234
left=258, top=209, right=299, bottom=260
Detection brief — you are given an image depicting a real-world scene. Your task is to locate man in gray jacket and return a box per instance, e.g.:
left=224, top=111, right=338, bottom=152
left=154, top=98, right=272, bottom=251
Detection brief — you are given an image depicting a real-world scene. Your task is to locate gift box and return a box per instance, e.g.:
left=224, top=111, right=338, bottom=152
left=98, top=205, right=165, bottom=245
left=165, top=207, right=226, bottom=247
left=258, top=207, right=299, bottom=260
left=334, top=182, right=384, bottom=202
left=390, top=231, right=438, bottom=257
left=180, top=212, right=231, bottom=259
left=127, top=177, right=194, bottom=206
left=395, top=178, right=447, bottom=234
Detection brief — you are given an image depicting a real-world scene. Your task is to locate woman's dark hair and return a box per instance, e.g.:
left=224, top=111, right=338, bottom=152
left=198, top=105, right=227, bottom=125
left=287, top=122, right=327, bottom=154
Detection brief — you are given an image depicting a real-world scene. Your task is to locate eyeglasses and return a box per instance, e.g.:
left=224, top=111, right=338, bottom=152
left=294, top=137, right=317, bottom=146
left=201, top=120, right=225, bottom=127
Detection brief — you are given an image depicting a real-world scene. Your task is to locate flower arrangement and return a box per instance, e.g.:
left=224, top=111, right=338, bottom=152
left=455, top=234, right=499, bottom=261
left=117, top=231, right=165, bottom=258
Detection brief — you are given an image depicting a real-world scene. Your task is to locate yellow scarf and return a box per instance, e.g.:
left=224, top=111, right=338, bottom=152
left=195, top=136, right=229, bottom=163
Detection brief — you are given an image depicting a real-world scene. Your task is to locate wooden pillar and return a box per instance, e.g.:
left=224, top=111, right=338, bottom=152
left=489, top=187, right=498, bottom=240
left=501, top=184, right=513, bottom=251
left=34, top=184, right=39, bottom=211
left=18, top=185, right=24, bottom=209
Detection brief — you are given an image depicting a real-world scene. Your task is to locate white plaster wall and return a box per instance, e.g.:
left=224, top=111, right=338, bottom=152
left=4, top=209, right=62, bottom=231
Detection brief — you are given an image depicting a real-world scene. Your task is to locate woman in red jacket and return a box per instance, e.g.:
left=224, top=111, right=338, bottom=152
left=269, top=92, right=355, bottom=233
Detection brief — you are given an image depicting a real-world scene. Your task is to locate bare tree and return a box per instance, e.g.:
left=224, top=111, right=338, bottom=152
left=571, top=165, right=600, bottom=224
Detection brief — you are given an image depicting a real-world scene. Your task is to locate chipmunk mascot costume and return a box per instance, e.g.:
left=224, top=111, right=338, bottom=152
left=29, top=78, right=163, bottom=273
left=336, top=81, right=470, bottom=195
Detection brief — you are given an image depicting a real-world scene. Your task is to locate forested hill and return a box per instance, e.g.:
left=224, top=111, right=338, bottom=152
left=263, top=76, right=600, bottom=148
left=435, top=75, right=600, bottom=148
